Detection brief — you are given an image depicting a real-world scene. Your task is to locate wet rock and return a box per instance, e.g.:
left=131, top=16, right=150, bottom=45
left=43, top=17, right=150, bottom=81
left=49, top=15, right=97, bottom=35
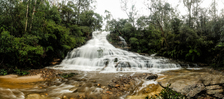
left=106, top=91, right=113, bottom=95
left=86, top=83, right=93, bottom=87
left=97, top=83, right=101, bottom=87
left=91, top=80, right=97, bottom=83
left=124, top=84, right=130, bottom=89
left=179, top=63, right=189, bottom=68
left=78, top=87, right=87, bottom=92
left=158, top=81, right=169, bottom=87
left=207, top=89, right=223, bottom=95
left=80, top=78, right=87, bottom=81
left=158, top=69, right=224, bottom=98
left=115, top=84, right=120, bottom=88
left=210, top=75, right=222, bottom=85
left=189, top=63, right=198, bottom=67
left=205, top=85, right=222, bottom=90
left=73, top=82, right=81, bottom=87
left=219, top=77, right=224, bottom=84
left=214, top=93, right=224, bottom=98
left=101, top=86, right=106, bottom=89
left=127, top=84, right=163, bottom=99
left=66, top=80, right=75, bottom=84
left=26, top=94, right=41, bottom=99
left=202, top=75, right=224, bottom=85
left=28, top=68, right=62, bottom=81
left=26, top=94, right=48, bottom=99
left=38, top=84, right=48, bottom=89
left=62, top=95, right=67, bottom=99
left=44, top=93, right=48, bottom=96
left=86, top=94, right=101, bottom=99
left=63, top=79, right=68, bottom=82
left=51, top=79, right=62, bottom=85
left=146, top=74, right=158, bottom=80
left=69, top=87, right=78, bottom=92
left=203, top=76, right=212, bottom=86
left=102, top=95, right=110, bottom=99
left=78, top=93, right=85, bottom=98
left=184, top=83, right=205, bottom=97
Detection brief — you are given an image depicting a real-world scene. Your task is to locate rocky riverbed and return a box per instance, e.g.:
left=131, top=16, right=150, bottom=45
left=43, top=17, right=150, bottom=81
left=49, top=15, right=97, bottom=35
left=1, top=68, right=224, bottom=99
left=0, top=68, right=163, bottom=99
left=158, top=68, right=224, bottom=99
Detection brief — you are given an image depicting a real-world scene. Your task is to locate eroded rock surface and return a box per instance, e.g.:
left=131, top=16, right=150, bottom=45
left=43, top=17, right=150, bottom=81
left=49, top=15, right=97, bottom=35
left=158, top=69, right=224, bottom=98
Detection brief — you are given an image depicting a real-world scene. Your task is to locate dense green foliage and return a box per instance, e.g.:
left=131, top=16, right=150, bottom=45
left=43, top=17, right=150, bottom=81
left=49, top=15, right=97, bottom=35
left=0, top=69, right=7, bottom=75
left=106, top=0, right=224, bottom=67
left=0, top=0, right=102, bottom=70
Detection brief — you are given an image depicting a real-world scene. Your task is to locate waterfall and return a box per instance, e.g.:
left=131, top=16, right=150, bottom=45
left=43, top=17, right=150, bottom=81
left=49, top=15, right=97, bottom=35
left=118, top=36, right=127, bottom=49
left=53, top=31, right=181, bottom=73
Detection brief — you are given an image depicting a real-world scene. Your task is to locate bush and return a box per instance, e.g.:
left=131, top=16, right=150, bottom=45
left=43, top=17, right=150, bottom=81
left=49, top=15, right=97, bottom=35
left=159, top=85, right=185, bottom=99
left=0, top=69, right=7, bottom=75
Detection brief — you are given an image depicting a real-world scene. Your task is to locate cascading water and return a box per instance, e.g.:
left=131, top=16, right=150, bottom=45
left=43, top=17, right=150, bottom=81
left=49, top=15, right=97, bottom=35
left=54, top=31, right=181, bottom=73
left=118, top=36, right=127, bottom=49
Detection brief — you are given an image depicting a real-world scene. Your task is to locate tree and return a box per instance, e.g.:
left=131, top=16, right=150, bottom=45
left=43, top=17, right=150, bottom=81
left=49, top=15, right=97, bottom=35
left=0, top=0, right=102, bottom=70
left=120, top=0, right=138, bottom=27
left=136, top=16, right=148, bottom=30
left=210, top=0, right=218, bottom=21
left=25, top=0, right=29, bottom=32
left=145, top=0, right=174, bottom=47
left=104, top=10, right=113, bottom=31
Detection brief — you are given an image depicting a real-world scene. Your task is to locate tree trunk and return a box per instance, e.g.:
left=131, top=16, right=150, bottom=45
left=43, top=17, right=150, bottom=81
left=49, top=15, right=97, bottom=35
left=76, top=0, right=81, bottom=25
left=25, top=0, right=30, bottom=32
left=29, top=0, right=37, bottom=32
left=156, top=20, right=169, bottom=47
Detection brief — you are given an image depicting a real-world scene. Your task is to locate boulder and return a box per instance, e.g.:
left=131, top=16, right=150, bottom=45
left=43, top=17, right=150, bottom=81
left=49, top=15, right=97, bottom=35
left=146, top=74, right=158, bottom=80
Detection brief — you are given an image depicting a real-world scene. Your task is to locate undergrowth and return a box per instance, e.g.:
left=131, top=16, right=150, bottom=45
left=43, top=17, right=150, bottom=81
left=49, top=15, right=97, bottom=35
left=145, top=85, right=186, bottom=99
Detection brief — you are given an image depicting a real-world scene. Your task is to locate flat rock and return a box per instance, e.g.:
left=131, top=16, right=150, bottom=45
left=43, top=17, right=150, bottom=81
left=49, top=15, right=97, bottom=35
left=207, top=89, right=223, bottom=95
left=206, top=85, right=222, bottom=90
left=0, top=74, right=44, bottom=83
left=26, top=94, right=50, bottom=99
left=184, top=83, right=205, bottom=97
left=214, top=93, right=224, bottom=98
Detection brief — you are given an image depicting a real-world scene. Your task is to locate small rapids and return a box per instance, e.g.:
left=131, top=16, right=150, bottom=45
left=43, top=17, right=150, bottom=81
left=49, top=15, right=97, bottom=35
left=53, top=31, right=181, bottom=73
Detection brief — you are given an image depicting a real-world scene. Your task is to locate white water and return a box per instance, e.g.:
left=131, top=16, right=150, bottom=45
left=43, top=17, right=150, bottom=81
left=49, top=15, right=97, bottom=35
left=54, top=31, right=181, bottom=73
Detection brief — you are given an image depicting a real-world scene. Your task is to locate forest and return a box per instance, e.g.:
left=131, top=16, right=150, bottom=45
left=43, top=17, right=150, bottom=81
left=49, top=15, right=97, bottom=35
left=105, top=0, right=224, bottom=68
left=0, top=0, right=224, bottom=73
left=0, top=0, right=102, bottom=72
